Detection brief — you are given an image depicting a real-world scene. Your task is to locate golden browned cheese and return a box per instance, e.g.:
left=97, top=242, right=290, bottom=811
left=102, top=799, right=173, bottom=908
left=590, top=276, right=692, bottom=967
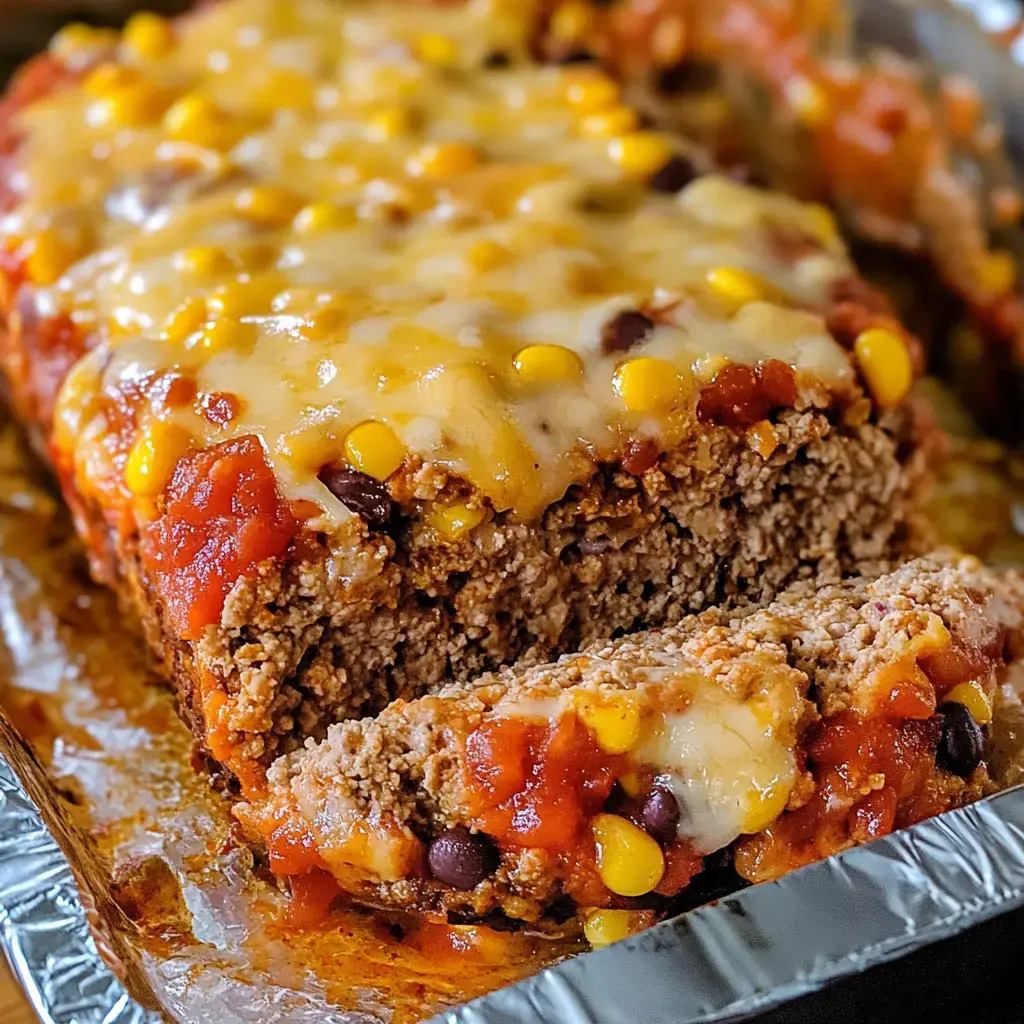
left=3, top=0, right=903, bottom=529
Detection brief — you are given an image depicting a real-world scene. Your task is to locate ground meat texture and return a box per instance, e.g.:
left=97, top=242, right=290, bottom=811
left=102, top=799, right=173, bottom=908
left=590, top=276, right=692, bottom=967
left=234, top=554, right=1023, bottom=927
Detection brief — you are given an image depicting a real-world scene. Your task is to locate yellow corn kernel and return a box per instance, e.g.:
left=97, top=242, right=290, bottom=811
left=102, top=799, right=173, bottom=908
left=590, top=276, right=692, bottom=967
left=943, top=681, right=993, bottom=726
left=162, top=94, right=232, bottom=150
left=592, top=813, right=665, bottom=897
left=124, top=421, right=191, bottom=497
left=174, top=245, right=234, bottom=278
left=705, top=266, right=770, bottom=311
left=853, top=327, right=913, bottom=408
left=583, top=909, right=635, bottom=948
left=784, top=75, right=829, bottom=126
left=979, top=249, right=1017, bottom=296
left=804, top=202, right=838, bottom=243
left=466, top=240, right=512, bottom=274
left=428, top=503, right=486, bottom=543
left=88, top=81, right=172, bottom=128
left=83, top=63, right=138, bottom=98
left=161, top=297, right=208, bottom=343
left=366, top=105, right=415, bottom=141
left=343, top=421, right=405, bottom=481
left=745, top=419, right=779, bottom=460
left=234, top=186, right=307, bottom=227
left=50, top=23, right=118, bottom=59
left=207, top=280, right=276, bottom=319
left=416, top=33, right=458, bottom=67
left=579, top=106, right=639, bottom=139
left=301, top=304, right=348, bottom=341
left=122, top=12, right=176, bottom=61
left=550, top=1, right=595, bottom=42
left=24, top=229, right=78, bottom=286
left=513, top=344, right=584, bottom=385
left=742, top=780, right=792, bottom=834
left=563, top=70, right=620, bottom=112
left=613, top=357, right=681, bottom=413
left=192, top=318, right=258, bottom=354
left=407, top=142, right=480, bottom=179
left=607, top=131, right=675, bottom=179
left=293, top=202, right=358, bottom=234
left=249, top=69, right=317, bottom=113
left=575, top=695, right=641, bottom=754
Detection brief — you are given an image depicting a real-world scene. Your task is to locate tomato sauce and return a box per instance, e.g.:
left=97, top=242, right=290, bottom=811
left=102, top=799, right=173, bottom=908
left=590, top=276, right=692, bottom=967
left=466, top=715, right=623, bottom=852
left=141, top=435, right=297, bottom=640
left=696, top=359, right=797, bottom=428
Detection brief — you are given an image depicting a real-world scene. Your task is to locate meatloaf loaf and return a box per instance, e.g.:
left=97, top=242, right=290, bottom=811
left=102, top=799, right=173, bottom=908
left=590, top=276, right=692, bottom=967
left=236, top=554, right=1022, bottom=936
left=0, top=0, right=931, bottom=792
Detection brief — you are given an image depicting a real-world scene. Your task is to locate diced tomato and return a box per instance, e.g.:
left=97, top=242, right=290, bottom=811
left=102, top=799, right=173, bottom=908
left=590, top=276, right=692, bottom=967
left=466, top=714, right=622, bottom=853
left=141, top=435, right=297, bottom=639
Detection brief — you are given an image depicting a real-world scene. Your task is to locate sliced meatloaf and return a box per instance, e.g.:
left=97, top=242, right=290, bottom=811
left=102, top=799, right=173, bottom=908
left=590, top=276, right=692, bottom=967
left=0, top=0, right=931, bottom=792
left=235, top=554, right=1023, bottom=936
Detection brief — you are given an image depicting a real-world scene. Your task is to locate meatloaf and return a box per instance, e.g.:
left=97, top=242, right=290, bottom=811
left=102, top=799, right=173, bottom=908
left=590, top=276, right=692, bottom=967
left=235, top=554, right=1022, bottom=937
left=0, top=0, right=931, bottom=792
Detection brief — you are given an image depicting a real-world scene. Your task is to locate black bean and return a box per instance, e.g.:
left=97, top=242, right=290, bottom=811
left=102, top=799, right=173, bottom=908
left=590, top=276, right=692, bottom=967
left=937, top=702, right=984, bottom=778
left=642, top=786, right=680, bottom=844
left=483, top=50, right=511, bottom=69
left=555, top=48, right=596, bottom=65
left=317, top=464, right=393, bottom=528
left=428, top=826, right=499, bottom=891
left=648, top=155, right=699, bottom=194
left=600, top=309, right=655, bottom=355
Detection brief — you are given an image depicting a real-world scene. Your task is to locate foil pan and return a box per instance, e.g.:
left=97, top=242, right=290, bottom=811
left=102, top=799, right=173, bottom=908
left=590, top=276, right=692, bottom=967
left=2, top=2, right=1024, bottom=1023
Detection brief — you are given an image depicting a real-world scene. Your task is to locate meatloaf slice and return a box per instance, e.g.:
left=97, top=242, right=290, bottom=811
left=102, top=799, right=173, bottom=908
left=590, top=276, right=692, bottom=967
left=1, top=0, right=931, bottom=792
left=235, top=554, right=1022, bottom=934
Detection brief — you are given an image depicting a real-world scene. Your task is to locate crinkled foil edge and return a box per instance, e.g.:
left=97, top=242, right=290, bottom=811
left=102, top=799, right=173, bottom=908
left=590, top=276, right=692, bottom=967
left=0, top=757, right=159, bottom=1024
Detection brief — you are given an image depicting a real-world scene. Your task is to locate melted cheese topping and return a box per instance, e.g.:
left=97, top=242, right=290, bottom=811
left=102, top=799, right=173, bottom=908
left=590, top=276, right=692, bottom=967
left=7, top=0, right=860, bottom=520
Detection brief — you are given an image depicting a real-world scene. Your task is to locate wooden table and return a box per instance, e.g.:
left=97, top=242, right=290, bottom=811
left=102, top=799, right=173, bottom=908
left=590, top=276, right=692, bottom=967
left=0, top=962, right=35, bottom=1023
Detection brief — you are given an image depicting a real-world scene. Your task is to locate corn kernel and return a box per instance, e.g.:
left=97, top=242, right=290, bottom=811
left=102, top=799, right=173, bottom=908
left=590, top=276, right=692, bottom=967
left=293, top=203, right=358, bottom=234
left=943, top=681, right=993, bottom=726
left=416, top=33, right=458, bottom=67
left=607, top=131, right=675, bottom=179
left=563, top=71, right=620, bottom=112
left=742, top=780, right=792, bottom=834
left=550, top=1, right=595, bottom=43
left=343, top=421, right=405, bottom=480
left=249, top=69, right=317, bottom=113
left=25, top=229, right=78, bottom=286
left=575, top=695, right=641, bottom=754
left=88, top=81, right=172, bottom=128
left=804, top=202, right=838, bottom=243
left=207, top=280, right=275, bottom=319
left=513, top=344, right=584, bottom=385
left=50, top=23, right=118, bottom=59
left=163, top=94, right=233, bottom=150
left=979, top=249, right=1017, bottom=296
left=366, top=105, right=415, bottom=141
left=853, top=327, right=913, bottom=408
left=745, top=420, right=779, bottom=460
left=784, top=75, right=829, bottom=126
left=618, top=771, right=642, bottom=797
left=613, top=357, right=681, bottom=413
left=579, top=106, right=639, bottom=139
left=83, top=63, right=138, bottom=98
left=407, top=142, right=480, bottom=179
left=704, top=266, right=770, bottom=311
left=428, top=503, right=486, bottom=542
left=192, top=318, right=258, bottom=354
left=161, top=297, right=208, bottom=343
left=174, top=245, right=234, bottom=278
left=583, top=909, right=635, bottom=948
left=592, top=813, right=664, bottom=897
left=466, top=240, right=512, bottom=274
left=301, top=304, right=348, bottom=341
left=122, top=12, right=176, bottom=61
left=234, top=186, right=307, bottom=227
left=124, top=420, right=191, bottom=497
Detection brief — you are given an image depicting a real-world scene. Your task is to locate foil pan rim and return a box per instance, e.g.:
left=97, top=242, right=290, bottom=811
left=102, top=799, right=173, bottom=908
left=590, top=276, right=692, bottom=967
left=0, top=756, right=159, bottom=1024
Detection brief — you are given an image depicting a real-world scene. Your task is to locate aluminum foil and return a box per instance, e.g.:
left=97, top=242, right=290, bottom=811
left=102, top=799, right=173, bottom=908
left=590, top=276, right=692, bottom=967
left=0, top=757, right=158, bottom=1024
